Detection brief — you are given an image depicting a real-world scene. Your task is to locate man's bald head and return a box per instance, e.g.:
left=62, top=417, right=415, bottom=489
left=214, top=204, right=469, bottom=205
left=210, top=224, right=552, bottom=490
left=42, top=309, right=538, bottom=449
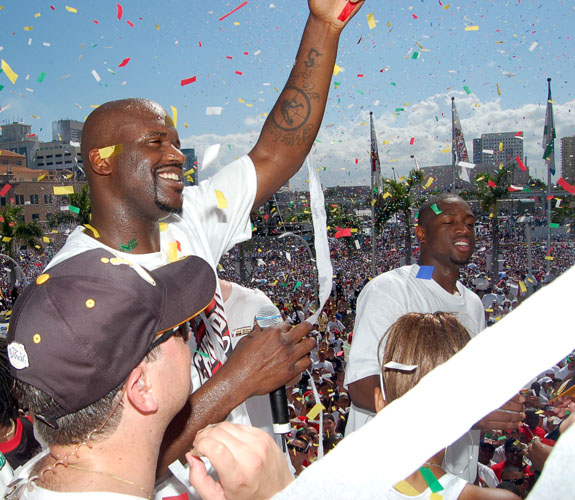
left=81, top=99, right=169, bottom=179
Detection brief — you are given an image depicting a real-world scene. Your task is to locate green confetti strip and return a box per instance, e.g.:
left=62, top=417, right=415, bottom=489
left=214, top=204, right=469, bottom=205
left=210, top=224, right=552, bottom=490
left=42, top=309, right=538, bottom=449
left=119, top=238, right=138, bottom=252
left=550, top=223, right=559, bottom=228
left=419, top=468, right=444, bottom=494
left=431, top=203, right=443, bottom=215
left=68, top=205, right=80, bottom=214
left=194, top=349, right=210, bottom=358
left=463, top=86, right=471, bottom=95
left=412, top=51, right=419, bottom=59
left=37, top=72, right=46, bottom=83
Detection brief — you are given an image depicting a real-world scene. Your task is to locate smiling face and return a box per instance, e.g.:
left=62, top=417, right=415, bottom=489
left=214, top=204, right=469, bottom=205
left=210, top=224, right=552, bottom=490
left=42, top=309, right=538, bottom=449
left=417, top=197, right=476, bottom=270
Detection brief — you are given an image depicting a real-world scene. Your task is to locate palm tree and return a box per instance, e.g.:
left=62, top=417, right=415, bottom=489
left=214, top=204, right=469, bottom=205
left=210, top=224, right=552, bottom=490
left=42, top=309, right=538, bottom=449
left=474, top=164, right=513, bottom=284
left=68, top=183, right=92, bottom=225
left=0, top=206, right=43, bottom=257
left=373, top=169, right=425, bottom=265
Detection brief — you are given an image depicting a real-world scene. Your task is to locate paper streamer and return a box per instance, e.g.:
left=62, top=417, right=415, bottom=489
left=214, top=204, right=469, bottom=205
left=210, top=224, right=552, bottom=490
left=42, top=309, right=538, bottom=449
left=273, top=264, right=575, bottom=499
left=305, top=156, right=333, bottom=326
left=1, top=59, right=18, bottom=84
left=201, top=144, right=221, bottom=170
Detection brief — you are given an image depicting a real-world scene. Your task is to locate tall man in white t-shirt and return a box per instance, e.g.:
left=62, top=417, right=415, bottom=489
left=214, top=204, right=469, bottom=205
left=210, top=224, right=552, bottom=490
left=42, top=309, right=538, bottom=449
left=45, top=0, right=365, bottom=485
left=345, top=194, right=525, bottom=482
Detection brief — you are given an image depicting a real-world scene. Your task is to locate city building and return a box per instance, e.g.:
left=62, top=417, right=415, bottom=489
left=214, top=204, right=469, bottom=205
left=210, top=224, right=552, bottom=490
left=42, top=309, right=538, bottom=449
left=181, top=148, right=197, bottom=186
left=32, top=141, right=83, bottom=172
left=0, top=122, right=39, bottom=168
left=561, top=136, right=575, bottom=184
left=472, top=131, right=528, bottom=184
left=52, top=119, right=83, bottom=144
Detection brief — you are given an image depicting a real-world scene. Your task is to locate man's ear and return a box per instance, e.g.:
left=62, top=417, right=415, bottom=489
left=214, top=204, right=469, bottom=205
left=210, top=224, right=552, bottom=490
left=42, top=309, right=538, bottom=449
left=125, top=365, right=158, bottom=415
left=415, top=224, right=426, bottom=245
left=88, top=148, right=113, bottom=176
left=374, top=386, right=387, bottom=413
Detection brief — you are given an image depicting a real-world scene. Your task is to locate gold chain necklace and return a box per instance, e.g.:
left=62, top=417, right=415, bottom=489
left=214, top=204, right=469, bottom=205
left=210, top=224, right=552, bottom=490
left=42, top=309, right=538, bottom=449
left=0, top=419, right=16, bottom=442
left=66, top=464, right=152, bottom=499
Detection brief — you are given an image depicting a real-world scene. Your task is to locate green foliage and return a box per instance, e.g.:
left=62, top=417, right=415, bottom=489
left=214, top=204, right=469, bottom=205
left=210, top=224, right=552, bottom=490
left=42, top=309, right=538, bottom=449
left=0, top=206, right=43, bottom=257
left=67, top=183, right=92, bottom=225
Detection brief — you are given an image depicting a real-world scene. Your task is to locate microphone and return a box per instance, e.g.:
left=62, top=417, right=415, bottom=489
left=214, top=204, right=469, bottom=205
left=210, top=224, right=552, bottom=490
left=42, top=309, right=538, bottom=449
left=255, top=304, right=291, bottom=434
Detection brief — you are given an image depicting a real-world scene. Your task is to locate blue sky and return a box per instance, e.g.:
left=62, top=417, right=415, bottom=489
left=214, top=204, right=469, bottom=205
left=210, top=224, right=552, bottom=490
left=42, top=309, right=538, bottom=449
left=1, top=0, right=574, bottom=188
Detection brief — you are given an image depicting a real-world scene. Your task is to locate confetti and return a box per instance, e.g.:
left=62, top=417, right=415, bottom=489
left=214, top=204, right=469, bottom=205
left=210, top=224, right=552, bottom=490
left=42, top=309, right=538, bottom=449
left=463, top=86, right=471, bottom=95
left=65, top=5, right=77, bottom=13
left=0, top=184, right=11, bottom=197
left=117, top=3, right=123, bottom=20
left=118, top=57, right=131, bottom=67
left=519, top=281, right=527, bottom=293
left=367, top=12, right=376, bottom=30
left=98, top=143, right=123, bottom=159
left=219, top=1, right=248, bottom=21
left=333, top=64, right=343, bottom=76
left=37, top=72, right=46, bottom=83
left=1, top=59, right=18, bottom=84
left=306, top=403, right=325, bottom=421
left=423, top=177, right=434, bottom=189
left=412, top=51, right=419, bottom=60
left=54, top=186, right=74, bottom=195
left=529, top=42, right=538, bottom=52
left=68, top=205, right=80, bottom=214
left=516, top=156, right=526, bottom=171
left=465, top=25, right=479, bottom=31
left=431, top=203, right=442, bottom=215
left=180, top=76, right=197, bottom=86
left=206, top=106, right=223, bottom=115
left=558, top=177, right=575, bottom=195
left=91, top=69, right=101, bottom=83
left=416, top=266, right=434, bottom=280
left=337, top=0, right=356, bottom=22
left=84, top=224, right=100, bottom=238
left=496, top=82, right=501, bottom=96
left=168, top=241, right=178, bottom=263
left=215, top=190, right=227, bottom=209
left=170, top=105, right=178, bottom=128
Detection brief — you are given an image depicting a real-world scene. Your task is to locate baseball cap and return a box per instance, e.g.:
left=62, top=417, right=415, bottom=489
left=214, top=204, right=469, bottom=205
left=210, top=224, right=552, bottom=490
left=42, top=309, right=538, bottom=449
left=7, top=249, right=216, bottom=428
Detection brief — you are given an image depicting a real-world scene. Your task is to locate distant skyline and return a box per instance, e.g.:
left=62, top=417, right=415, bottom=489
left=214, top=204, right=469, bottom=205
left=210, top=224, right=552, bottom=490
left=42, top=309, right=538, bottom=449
left=1, top=0, right=574, bottom=189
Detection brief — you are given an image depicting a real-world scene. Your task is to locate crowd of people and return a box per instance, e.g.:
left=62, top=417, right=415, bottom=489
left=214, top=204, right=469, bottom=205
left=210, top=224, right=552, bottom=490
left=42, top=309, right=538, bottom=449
left=0, top=0, right=573, bottom=498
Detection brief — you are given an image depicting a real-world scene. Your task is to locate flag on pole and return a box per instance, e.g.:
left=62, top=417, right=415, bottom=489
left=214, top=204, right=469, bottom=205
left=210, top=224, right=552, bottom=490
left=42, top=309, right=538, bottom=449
left=370, top=111, right=383, bottom=195
left=452, top=98, right=470, bottom=165
left=542, top=78, right=556, bottom=175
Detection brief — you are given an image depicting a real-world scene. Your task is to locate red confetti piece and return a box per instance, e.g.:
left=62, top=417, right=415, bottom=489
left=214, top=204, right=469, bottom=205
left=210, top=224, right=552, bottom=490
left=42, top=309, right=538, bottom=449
left=226, top=56, right=233, bottom=59
left=118, top=57, right=131, bottom=67
left=235, top=70, right=243, bottom=75
left=516, top=156, right=526, bottom=171
left=410, top=137, right=415, bottom=145
left=126, top=20, right=133, bottom=27
left=412, top=14, right=418, bottom=19
left=117, top=3, right=123, bottom=20
left=515, top=131, right=523, bottom=136
left=559, top=177, right=575, bottom=195
left=198, top=41, right=202, bottom=47
left=219, top=1, right=249, bottom=22
left=243, top=51, right=249, bottom=55
left=337, top=0, right=356, bottom=22
left=27, top=134, right=36, bottom=138
left=50, top=5, right=55, bottom=10
left=546, top=246, right=554, bottom=256
left=0, top=184, right=12, bottom=197
left=357, top=74, right=364, bottom=77
left=93, top=19, right=99, bottom=24
left=546, top=195, right=554, bottom=200
left=180, top=76, right=197, bottom=86
left=335, top=228, right=352, bottom=239
left=176, top=240, right=181, bottom=252
left=488, top=180, right=496, bottom=188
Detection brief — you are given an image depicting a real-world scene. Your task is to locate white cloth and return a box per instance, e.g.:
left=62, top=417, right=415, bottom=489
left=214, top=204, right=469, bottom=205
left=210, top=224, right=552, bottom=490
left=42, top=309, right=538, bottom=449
left=344, top=264, right=485, bottom=482
left=477, top=462, right=499, bottom=488
left=312, top=360, right=334, bottom=375
left=45, top=156, right=258, bottom=500
left=384, top=471, right=467, bottom=500
left=527, top=420, right=575, bottom=499
left=271, top=263, right=575, bottom=500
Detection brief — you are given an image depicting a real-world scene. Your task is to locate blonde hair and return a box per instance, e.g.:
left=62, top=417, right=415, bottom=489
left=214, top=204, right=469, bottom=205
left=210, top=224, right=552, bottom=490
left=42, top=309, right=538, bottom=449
left=378, top=312, right=471, bottom=402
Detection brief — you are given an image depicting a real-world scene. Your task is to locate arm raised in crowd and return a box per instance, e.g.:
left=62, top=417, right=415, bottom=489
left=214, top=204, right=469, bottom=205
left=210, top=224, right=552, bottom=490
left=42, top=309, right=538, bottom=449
left=250, top=0, right=364, bottom=208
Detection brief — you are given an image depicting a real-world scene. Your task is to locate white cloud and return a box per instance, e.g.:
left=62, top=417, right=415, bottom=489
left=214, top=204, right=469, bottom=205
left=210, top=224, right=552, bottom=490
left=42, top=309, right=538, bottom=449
left=181, top=91, right=575, bottom=191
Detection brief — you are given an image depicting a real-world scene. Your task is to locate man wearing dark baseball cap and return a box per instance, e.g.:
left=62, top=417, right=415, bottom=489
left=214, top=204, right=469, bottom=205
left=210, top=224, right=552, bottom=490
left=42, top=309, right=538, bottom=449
left=4, top=249, right=294, bottom=499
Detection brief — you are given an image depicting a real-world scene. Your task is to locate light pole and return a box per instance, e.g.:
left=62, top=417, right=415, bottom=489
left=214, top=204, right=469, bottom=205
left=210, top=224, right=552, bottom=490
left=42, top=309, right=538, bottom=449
left=517, top=214, right=534, bottom=295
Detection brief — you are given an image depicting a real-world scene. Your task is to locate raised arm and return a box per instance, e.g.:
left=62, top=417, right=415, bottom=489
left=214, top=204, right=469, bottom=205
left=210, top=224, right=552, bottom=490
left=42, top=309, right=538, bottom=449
left=249, top=0, right=364, bottom=208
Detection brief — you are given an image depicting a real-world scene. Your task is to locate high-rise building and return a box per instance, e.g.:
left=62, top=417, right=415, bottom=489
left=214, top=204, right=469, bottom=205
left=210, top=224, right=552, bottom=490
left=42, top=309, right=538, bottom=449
left=181, top=148, right=197, bottom=186
left=52, top=119, right=84, bottom=144
left=32, top=141, right=83, bottom=171
left=561, top=136, right=575, bottom=184
left=0, top=122, right=39, bottom=167
left=472, top=132, right=524, bottom=167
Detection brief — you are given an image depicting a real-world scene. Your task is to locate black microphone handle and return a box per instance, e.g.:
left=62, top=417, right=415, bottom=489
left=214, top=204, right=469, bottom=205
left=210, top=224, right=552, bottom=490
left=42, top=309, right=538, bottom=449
left=269, top=385, right=290, bottom=434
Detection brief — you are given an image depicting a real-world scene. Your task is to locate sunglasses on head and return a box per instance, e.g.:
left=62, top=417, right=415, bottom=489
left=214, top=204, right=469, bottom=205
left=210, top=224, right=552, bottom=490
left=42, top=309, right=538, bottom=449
left=150, top=322, right=190, bottom=350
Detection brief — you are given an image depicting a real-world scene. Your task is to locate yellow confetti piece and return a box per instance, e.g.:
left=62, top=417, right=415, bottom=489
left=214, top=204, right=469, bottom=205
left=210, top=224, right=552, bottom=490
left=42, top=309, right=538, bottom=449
left=441, top=147, right=451, bottom=153
left=424, top=177, right=434, bottom=189
left=233, top=21, right=240, bottom=25
left=383, top=139, right=390, bottom=145
left=215, top=190, right=227, bottom=209
left=1, top=59, right=18, bottom=84
left=465, top=25, right=479, bottom=31
left=84, top=224, right=100, bottom=239
left=383, top=192, right=392, bottom=199
left=333, top=64, right=342, bottom=76
left=53, top=186, right=74, bottom=195
left=24, top=26, right=33, bottom=31
left=545, top=256, right=554, bottom=261
left=430, top=494, right=443, bottom=500
left=155, top=24, right=160, bottom=30
left=367, top=12, right=376, bottom=30
left=496, top=82, right=502, bottom=96
left=443, top=3, right=450, bottom=9
left=519, top=281, right=527, bottom=293
left=34, top=12, right=41, bottom=17
left=65, top=173, right=73, bottom=180
left=42, top=236, right=50, bottom=243
left=238, top=97, right=245, bottom=104
left=499, top=142, right=503, bottom=152
left=168, top=241, right=178, bottom=263
left=2, top=236, right=11, bottom=243
left=36, top=174, right=45, bottom=181
left=98, top=143, right=123, bottom=159
left=306, top=403, right=325, bottom=421
left=31, top=114, right=40, bottom=119
left=159, top=222, right=169, bottom=232
left=65, top=5, right=78, bottom=13
left=170, top=105, right=178, bottom=128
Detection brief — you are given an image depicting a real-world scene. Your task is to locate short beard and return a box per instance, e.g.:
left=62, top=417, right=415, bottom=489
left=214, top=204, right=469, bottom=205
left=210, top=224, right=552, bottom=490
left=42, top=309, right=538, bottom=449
left=155, top=198, right=182, bottom=216
left=450, top=255, right=471, bottom=266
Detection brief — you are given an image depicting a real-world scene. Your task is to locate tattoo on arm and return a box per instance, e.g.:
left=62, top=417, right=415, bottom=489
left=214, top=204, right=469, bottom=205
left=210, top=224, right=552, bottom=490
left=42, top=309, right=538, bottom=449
left=268, top=47, right=324, bottom=147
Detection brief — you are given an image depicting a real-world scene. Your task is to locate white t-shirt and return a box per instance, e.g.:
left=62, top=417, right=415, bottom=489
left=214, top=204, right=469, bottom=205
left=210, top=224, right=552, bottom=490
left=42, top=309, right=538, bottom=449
left=384, top=472, right=467, bottom=500
left=45, top=156, right=258, bottom=500
left=344, top=264, right=485, bottom=482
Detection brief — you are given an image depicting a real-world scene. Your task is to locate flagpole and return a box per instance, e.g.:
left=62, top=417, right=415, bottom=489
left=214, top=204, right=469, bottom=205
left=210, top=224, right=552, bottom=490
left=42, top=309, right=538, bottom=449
left=544, top=77, right=555, bottom=275
left=451, top=97, right=456, bottom=193
left=370, top=111, right=377, bottom=278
